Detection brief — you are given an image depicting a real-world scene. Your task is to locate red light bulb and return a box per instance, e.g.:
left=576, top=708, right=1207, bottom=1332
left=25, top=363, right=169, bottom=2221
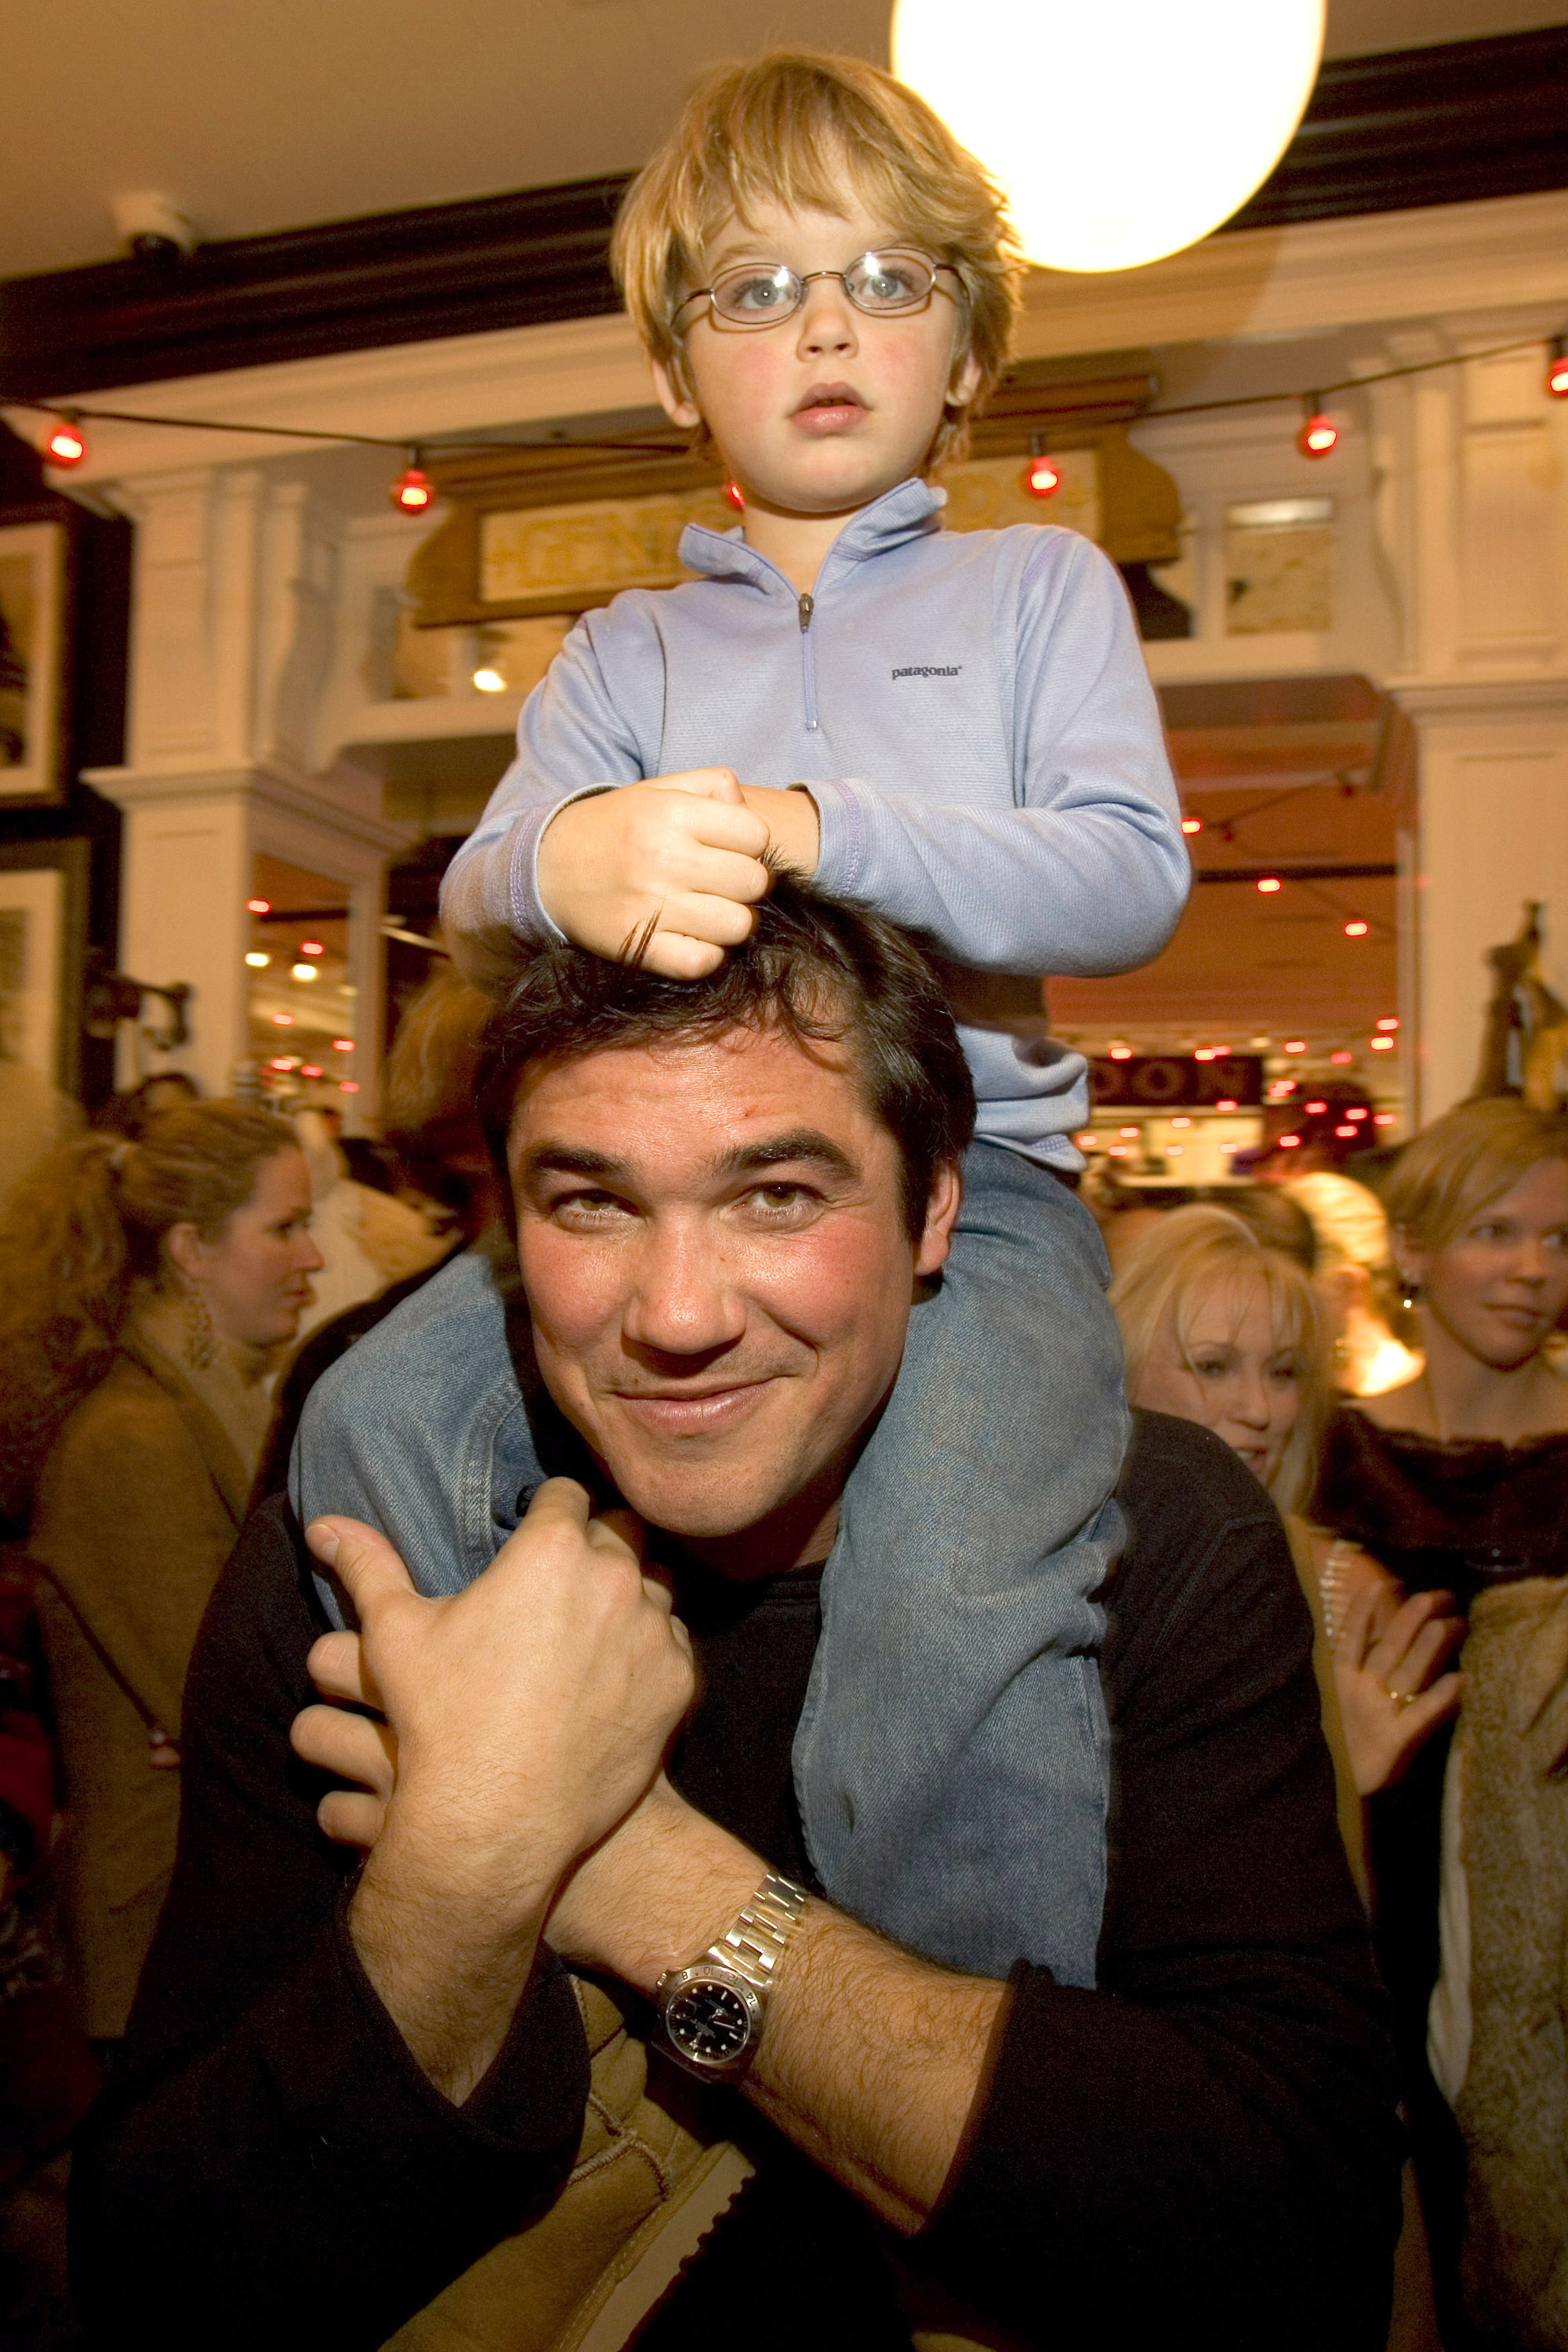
left=391, top=464, right=432, bottom=514
left=723, top=480, right=746, bottom=513
left=1298, top=397, right=1338, bottom=459
left=1344, top=919, right=1369, bottom=937
left=1023, top=455, right=1062, bottom=499
left=1180, top=815, right=1202, bottom=836
left=1257, top=876, right=1283, bottom=894
left=1548, top=339, right=1568, bottom=399
left=45, top=416, right=87, bottom=467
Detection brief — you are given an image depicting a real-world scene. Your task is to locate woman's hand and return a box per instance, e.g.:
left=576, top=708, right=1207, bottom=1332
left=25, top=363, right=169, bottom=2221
left=1332, top=1577, right=1465, bottom=1795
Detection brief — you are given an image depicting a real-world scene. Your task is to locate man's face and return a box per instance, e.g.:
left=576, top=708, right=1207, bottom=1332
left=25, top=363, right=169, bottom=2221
left=507, top=1022, right=959, bottom=1570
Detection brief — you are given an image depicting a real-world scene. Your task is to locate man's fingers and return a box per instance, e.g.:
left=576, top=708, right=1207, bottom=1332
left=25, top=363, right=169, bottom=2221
left=291, top=1701, right=397, bottom=1795
left=586, top=1506, right=647, bottom=1569
left=305, top=1629, right=379, bottom=1708
left=317, top=1790, right=388, bottom=1850
left=307, top=1519, right=421, bottom=1618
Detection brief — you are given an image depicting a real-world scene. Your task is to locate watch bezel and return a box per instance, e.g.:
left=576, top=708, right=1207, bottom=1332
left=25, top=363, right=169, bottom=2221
left=657, top=1962, right=764, bottom=2075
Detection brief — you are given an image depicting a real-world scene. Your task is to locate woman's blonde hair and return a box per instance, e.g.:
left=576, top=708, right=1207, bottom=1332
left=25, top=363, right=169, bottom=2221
left=610, top=49, right=1024, bottom=468
left=1384, top=1096, right=1568, bottom=1255
left=1111, top=1203, right=1332, bottom=1517
left=0, top=1102, right=294, bottom=1514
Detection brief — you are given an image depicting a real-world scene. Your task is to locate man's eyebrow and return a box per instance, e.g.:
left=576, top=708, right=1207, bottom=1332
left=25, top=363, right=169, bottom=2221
left=708, top=1130, right=858, bottom=1181
left=518, top=1145, right=626, bottom=1181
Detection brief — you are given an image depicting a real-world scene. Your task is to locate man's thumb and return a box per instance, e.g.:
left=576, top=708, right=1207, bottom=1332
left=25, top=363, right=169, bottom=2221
left=307, top=1518, right=419, bottom=1617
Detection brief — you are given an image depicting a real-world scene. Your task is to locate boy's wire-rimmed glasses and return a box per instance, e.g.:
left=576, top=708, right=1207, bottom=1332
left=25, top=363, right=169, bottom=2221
left=673, top=249, right=960, bottom=334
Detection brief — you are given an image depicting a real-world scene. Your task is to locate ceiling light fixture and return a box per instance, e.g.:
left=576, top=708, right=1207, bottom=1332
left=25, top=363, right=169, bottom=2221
left=891, top=0, right=1325, bottom=274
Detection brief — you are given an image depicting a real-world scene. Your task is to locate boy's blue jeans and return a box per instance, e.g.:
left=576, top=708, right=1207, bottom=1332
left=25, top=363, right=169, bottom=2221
left=294, top=1140, right=1122, bottom=1987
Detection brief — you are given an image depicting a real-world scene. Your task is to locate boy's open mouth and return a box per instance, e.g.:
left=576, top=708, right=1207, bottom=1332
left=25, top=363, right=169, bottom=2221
left=793, top=383, right=867, bottom=427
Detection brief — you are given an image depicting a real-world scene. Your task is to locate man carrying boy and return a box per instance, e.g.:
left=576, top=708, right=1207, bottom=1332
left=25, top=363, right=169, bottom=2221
left=298, top=49, right=1190, bottom=1987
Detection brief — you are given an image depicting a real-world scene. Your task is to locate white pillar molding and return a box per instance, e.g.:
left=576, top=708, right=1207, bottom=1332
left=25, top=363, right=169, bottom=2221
left=89, top=463, right=405, bottom=1124
left=1392, top=679, right=1568, bottom=1125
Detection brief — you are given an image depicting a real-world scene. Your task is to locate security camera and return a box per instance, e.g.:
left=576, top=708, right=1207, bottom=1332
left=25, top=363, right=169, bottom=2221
left=111, top=192, right=198, bottom=261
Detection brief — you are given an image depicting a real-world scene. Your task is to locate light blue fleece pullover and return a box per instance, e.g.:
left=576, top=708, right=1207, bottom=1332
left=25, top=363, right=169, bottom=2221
left=441, top=477, right=1189, bottom=1150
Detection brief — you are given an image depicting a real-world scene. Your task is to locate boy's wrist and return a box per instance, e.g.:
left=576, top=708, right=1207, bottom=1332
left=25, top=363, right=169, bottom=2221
left=742, top=784, right=820, bottom=877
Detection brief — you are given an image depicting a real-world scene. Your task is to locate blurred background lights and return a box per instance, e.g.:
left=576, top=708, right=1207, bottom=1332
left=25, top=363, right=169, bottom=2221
left=1335, top=1123, right=1356, bottom=1138
left=332, top=1038, right=355, bottom=1054
left=1344, top=920, right=1370, bottom=938
left=1170, top=1115, right=1191, bottom=1129
left=292, top=962, right=318, bottom=982
left=1256, top=877, right=1282, bottom=895
left=1298, top=405, right=1338, bottom=458
left=270, top=1012, right=293, bottom=1027
left=1376, top=1016, right=1399, bottom=1031
left=1216, top=1098, right=1238, bottom=1112
left=1374, top=1112, right=1397, bottom=1127
left=301, top=1065, right=322, bottom=1078
left=1109, top=1044, right=1133, bottom=1061
left=1370, top=1035, right=1395, bottom=1051
left=1549, top=337, right=1568, bottom=398
left=1330, top=1050, right=1354, bottom=1065
left=473, top=667, right=507, bottom=693
left=1279, top=1134, right=1301, bottom=1149
left=247, top=897, right=270, bottom=914
left=1284, top=1040, right=1307, bottom=1054
left=245, top=951, right=269, bottom=968
left=45, top=417, right=87, bottom=466
left=1023, top=455, right=1062, bottom=499
left=339, top=1081, right=360, bottom=1095
left=299, top=940, right=324, bottom=957
left=1181, top=816, right=1202, bottom=836
left=891, top=0, right=1325, bottom=273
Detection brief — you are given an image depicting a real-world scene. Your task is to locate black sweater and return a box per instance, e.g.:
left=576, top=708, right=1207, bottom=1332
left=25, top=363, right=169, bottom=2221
left=71, top=1412, right=1400, bottom=2350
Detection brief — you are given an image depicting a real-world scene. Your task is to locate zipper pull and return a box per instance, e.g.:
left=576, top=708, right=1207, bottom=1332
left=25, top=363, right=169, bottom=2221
left=798, top=592, right=814, bottom=633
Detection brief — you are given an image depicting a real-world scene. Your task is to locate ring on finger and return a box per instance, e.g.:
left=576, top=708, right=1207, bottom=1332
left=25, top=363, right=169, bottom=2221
left=1385, top=1684, right=1419, bottom=1709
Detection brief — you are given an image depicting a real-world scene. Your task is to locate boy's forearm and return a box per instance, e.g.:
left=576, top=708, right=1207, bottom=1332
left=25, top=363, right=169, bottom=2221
left=741, top=783, right=821, bottom=875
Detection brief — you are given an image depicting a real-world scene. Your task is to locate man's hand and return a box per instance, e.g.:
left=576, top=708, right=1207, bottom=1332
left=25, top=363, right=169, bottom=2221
left=536, top=771, right=771, bottom=978
left=304, top=1483, right=695, bottom=2103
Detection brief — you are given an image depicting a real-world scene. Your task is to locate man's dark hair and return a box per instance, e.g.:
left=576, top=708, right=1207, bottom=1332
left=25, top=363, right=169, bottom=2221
left=475, top=877, right=976, bottom=1238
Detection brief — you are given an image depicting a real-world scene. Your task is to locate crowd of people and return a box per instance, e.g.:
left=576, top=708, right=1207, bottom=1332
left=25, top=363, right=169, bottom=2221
left=0, top=43, right=1565, bottom=2352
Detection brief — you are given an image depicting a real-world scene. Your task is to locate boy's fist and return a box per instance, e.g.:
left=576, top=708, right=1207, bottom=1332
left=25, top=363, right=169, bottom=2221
left=537, top=769, right=771, bottom=978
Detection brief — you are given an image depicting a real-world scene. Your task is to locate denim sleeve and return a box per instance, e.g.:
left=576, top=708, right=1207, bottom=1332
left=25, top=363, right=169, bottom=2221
left=441, top=609, right=653, bottom=985
left=810, top=534, right=1189, bottom=975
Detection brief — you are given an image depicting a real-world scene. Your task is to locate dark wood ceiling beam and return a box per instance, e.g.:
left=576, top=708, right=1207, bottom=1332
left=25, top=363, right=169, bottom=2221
left=1, top=28, right=1563, bottom=401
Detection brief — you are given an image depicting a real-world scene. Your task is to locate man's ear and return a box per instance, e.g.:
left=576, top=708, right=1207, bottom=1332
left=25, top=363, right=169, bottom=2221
left=651, top=353, right=702, bottom=433
left=914, top=1159, right=964, bottom=1279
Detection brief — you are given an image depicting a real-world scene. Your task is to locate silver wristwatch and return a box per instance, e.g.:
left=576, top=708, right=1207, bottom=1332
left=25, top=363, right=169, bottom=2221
left=655, top=1874, right=808, bottom=2082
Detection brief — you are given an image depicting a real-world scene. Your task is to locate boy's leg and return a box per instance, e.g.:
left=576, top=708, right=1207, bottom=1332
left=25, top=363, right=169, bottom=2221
left=793, top=1141, right=1125, bottom=1984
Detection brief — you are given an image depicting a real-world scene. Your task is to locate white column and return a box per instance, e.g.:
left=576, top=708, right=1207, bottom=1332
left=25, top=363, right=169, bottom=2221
left=1396, top=681, right=1568, bottom=1122
left=88, top=466, right=407, bottom=1113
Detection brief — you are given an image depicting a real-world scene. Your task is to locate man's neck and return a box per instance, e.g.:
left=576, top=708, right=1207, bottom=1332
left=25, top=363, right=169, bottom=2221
left=675, top=1479, right=844, bottom=1584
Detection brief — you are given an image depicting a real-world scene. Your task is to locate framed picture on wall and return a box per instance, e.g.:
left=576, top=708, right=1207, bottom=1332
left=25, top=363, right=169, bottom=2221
left=0, top=511, right=70, bottom=807
left=0, top=838, right=88, bottom=1092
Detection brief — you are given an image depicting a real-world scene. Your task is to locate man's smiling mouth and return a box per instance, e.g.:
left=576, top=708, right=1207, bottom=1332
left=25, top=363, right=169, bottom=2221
left=612, top=1381, right=780, bottom=1436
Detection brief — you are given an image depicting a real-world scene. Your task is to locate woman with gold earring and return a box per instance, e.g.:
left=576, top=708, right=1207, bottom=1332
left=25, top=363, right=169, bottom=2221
left=0, top=1104, right=321, bottom=2042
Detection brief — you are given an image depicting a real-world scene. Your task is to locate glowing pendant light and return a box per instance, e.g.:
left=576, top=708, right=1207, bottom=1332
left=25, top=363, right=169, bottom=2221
left=891, top=0, right=1325, bottom=274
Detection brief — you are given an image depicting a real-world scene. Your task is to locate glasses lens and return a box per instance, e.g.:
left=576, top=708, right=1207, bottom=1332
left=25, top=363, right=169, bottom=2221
left=846, top=251, right=936, bottom=312
left=710, top=264, right=802, bottom=324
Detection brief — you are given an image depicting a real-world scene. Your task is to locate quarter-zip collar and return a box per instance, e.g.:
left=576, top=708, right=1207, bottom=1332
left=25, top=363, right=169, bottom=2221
left=678, top=476, right=947, bottom=597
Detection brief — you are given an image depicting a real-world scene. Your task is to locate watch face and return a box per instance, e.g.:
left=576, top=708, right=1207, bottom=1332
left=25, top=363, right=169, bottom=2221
left=666, top=1978, right=753, bottom=2066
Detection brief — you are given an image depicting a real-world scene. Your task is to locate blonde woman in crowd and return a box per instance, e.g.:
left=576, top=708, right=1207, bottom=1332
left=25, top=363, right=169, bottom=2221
left=1111, top=1206, right=1461, bottom=1847
left=0, top=1105, right=321, bottom=2039
left=1315, top=1098, right=1568, bottom=2349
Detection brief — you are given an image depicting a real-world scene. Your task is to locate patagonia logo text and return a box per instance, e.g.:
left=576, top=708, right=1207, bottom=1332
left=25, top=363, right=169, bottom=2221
left=892, top=665, right=962, bottom=679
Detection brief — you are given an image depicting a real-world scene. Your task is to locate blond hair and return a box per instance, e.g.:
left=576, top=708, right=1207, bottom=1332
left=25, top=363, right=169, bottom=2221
left=610, top=49, right=1024, bottom=468
left=0, top=1102, right=294, bottom=1513
left=1112, top=1204, right=1332, bottom=1517
left=1386, top=1098, right=1568, bottom=1255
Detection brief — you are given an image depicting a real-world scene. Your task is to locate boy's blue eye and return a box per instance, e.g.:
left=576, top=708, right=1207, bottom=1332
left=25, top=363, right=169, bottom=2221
left=727, top=269, right=795, bottom=313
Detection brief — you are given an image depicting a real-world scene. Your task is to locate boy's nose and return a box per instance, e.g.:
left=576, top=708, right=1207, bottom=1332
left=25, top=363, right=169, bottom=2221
left=795, top=280, right=858, bottom=357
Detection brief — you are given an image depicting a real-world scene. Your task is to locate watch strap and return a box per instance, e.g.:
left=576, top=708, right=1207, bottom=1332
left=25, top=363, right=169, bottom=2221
left=702, top=1873, right=807, bottom=1992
